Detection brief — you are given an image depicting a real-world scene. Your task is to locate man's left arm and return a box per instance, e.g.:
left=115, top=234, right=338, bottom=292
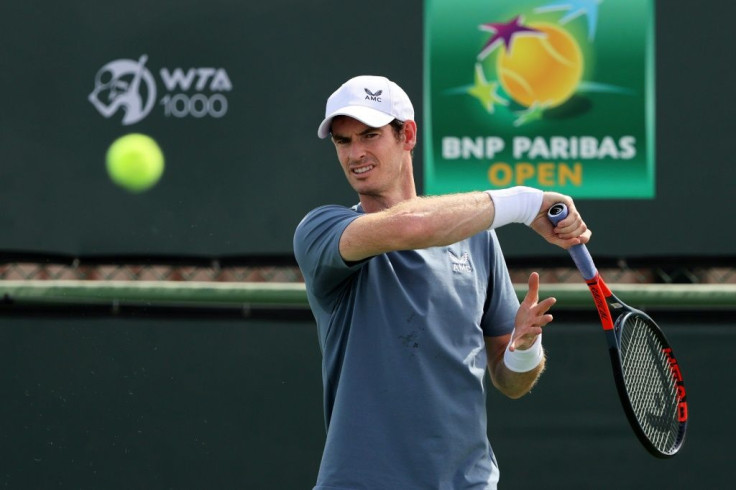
left=486, top=272, right=553, bottom=399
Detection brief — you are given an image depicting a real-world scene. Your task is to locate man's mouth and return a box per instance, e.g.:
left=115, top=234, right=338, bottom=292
left=353, top=165, right=375, bottom=175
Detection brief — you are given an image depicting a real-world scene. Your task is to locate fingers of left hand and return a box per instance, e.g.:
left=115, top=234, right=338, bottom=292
left=525, top=313, right=552, bottom=330
left=535, top=297, right=556, bottom=314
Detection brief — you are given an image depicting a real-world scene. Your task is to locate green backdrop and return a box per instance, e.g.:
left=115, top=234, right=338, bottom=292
left=0, top=0, right=733, bottom=259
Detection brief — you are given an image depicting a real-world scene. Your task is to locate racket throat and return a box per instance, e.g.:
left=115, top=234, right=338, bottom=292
left=586, top=273, right=615, bottom=330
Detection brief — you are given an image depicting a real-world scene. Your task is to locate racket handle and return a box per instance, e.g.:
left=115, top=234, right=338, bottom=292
left=547, top=203, right=598, bottom=281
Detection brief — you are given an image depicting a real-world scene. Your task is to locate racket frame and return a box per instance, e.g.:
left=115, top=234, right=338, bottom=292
left=591, top=273, right=688, bottom=457
left=547, top=203, right=688, bottom=458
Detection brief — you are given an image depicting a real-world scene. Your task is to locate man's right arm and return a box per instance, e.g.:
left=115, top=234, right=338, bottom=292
left=339, top=192, right=494, bottom=262
left=339, top=189, right=590, bottom=262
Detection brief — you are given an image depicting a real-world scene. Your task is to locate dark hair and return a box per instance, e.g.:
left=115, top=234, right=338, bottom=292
left=389, top=119, right=414, bottom=157
left=389, top=119, right=405, bottom=140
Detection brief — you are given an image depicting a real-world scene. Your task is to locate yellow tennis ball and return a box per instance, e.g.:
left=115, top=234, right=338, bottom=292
left=497, top=22, right=583, bottom=108
left=106, top=133, right=165, bottom=192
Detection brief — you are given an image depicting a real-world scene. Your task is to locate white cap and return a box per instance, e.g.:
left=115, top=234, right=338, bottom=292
left=317, top=75, right=414, bottom=139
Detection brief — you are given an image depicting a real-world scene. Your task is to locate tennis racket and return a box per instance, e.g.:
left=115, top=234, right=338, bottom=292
left=547, top=203, right=688, bottom=458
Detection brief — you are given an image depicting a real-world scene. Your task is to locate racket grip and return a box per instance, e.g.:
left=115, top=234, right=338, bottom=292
left=547, top=203, right=598, bottom=281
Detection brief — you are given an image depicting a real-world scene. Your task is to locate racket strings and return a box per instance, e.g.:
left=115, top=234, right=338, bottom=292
left=619, top=316, right=680, bottom=453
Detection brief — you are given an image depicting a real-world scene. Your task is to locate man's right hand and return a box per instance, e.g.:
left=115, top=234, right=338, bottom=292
left=529, top=192, right=592, bottom=249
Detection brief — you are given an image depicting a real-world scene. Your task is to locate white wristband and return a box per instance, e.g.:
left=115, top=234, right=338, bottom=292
left=503, top=334, right=544, bottom=373
left=486, top=186, right=544, bottom=229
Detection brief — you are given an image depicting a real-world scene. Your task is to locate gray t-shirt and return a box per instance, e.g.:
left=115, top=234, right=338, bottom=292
left=294, top=204, right=519, bottom=490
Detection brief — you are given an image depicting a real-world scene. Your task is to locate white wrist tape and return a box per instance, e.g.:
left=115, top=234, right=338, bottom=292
left=503, top=334, right=544, bottom=373
left=486, top=187, right=544, bottom=229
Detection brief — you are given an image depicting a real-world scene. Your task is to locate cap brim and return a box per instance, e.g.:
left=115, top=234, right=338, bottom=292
left=317, top=106, right=395, bottom=139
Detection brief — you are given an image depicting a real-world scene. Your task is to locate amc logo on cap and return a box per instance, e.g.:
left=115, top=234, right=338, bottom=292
left=364, top=88, right=383, bottom=102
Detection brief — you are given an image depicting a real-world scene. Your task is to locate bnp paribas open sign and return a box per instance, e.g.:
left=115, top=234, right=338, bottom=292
left=424, top=0, right=655, bottom=199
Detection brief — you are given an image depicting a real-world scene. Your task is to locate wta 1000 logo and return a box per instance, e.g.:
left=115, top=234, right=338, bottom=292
left=88, top=54, right=232, bottom=125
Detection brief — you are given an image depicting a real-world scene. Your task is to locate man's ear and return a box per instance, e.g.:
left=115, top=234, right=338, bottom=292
left=402, top=120, right=418, bottom=151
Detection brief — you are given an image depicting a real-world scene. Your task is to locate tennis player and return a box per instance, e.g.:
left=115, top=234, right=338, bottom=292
left=294, top=75, right=591, bottom=489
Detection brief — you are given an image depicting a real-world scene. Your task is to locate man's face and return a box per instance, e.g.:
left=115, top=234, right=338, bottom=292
left=330, top=116, right=407, bottom=197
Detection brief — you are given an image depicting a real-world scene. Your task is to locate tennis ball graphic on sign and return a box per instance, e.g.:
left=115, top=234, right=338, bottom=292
left=497, top=23, right=583, bottom=108
left=106, top=133, right=165, bottom=192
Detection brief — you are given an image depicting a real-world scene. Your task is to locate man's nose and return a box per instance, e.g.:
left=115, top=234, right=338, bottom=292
left=348, top=141, right=366, bottom=162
